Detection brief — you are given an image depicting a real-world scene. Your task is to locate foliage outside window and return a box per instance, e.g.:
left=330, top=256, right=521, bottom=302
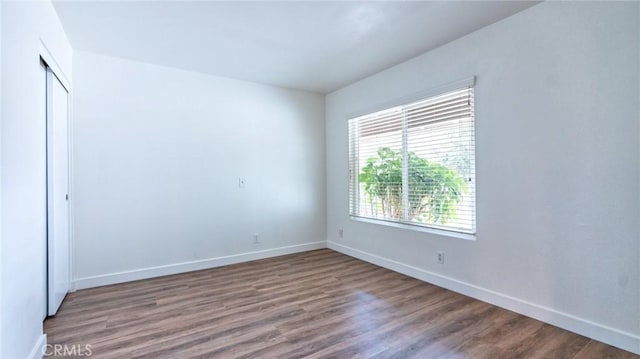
left=348, top=85, right=476, bottom=234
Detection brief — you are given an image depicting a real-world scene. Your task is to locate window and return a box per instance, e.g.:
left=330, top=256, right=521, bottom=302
left=348, top=83, right=476, bottom=234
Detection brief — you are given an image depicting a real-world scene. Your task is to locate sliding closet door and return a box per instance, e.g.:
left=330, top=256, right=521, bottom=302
left=46, top=66, right=71, bottom=316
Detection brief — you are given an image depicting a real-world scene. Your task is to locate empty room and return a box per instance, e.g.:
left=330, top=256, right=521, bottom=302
left=1, top=0, right=639, bottom=358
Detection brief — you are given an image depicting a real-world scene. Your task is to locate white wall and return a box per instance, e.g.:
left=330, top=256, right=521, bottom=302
left=0, top=0, right=4, bottom=355
left=326, top=1, right=639, bottom=354
left=72, top=51, right=326, bottom=287
left=1, top=2, right=72, bottom=359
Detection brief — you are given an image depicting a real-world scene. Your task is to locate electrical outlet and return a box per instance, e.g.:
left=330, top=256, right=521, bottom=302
left=437, top=251, right=445, bottom=264
left=239, top=177, right=246, bottom=188
left=338, top=229, right=344, bottom=238
left=253, top=233, right=259, bottom=244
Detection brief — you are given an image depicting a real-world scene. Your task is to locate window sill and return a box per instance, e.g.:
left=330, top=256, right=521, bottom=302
left=349, top=216, right=476, bottom=241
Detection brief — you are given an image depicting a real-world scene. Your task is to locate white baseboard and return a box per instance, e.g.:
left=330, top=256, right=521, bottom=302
left=327, top=241, right=640, bottom=355
left=28, top=334, right=46, bottom=359
left=74, top=241, right=326, bottom=290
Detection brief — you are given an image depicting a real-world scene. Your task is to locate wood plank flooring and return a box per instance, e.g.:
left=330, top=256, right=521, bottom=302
left=44, top=249, right=638, bottom=358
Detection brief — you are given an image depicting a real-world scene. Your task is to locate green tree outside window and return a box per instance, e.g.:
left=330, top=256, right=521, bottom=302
left=359, top=147, right=468, bottom=224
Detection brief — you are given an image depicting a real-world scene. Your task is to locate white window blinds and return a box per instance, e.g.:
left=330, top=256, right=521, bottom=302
left=348, top=85, right=476, bottom=234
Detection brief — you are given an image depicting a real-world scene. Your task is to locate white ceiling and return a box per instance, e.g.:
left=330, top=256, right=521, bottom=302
left=52, top=1, right=538, bottom=94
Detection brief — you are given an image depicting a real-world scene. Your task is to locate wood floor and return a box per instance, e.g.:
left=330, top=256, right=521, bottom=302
left=45, top=249, right=637, bottom=358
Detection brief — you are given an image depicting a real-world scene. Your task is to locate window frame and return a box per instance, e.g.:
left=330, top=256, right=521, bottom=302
left=347, top=77, right=477, bottom=238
